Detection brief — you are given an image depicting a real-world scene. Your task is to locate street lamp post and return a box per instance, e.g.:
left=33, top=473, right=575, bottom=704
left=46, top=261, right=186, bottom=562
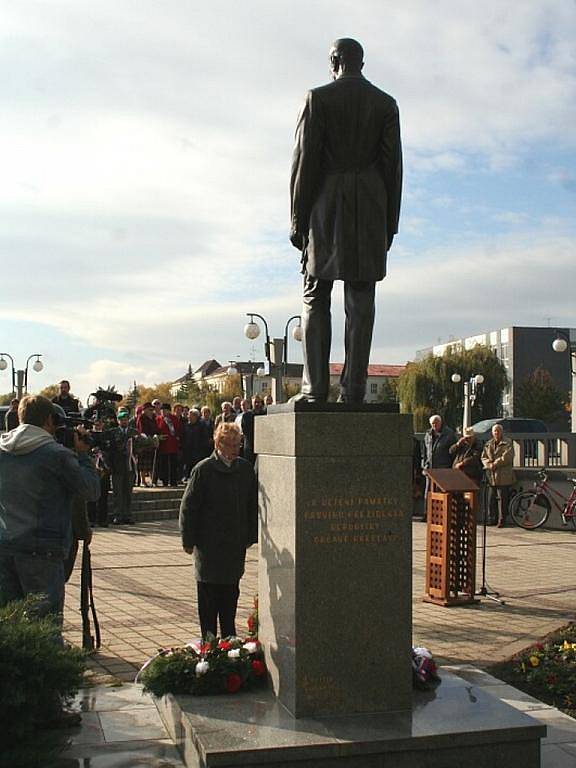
left=0, top=353, right=44, bottom=399
left=552, top=330, right=576, bottom=432
left=451, top=372, right=484, bottom=430
left=244, top=313, right=302, bottom=404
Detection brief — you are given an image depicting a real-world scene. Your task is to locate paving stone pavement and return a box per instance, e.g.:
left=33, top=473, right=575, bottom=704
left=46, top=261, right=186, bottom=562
left=63, top=520, right=576, bottom=682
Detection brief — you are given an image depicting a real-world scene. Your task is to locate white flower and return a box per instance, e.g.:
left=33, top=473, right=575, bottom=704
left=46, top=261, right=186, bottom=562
left=195, top=660, right=210, bottom=676
left=228, top=649, right=241, bottom=660
left=243, top=642, right=259, bottom=655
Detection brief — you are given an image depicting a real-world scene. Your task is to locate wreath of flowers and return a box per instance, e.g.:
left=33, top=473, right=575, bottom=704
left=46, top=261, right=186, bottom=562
left=137, top=634, right=267, bottom=697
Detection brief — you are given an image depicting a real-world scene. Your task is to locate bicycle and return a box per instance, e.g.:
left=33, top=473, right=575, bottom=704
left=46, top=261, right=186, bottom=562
left=509, top=470, right=576, bottom=530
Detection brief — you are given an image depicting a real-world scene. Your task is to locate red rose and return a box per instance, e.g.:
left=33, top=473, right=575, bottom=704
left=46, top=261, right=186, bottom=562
left=251, top=660, right=266, bottom=677
left=226, top=673, right=242, bottom=693
left=218, top=640, right=232, bottom=651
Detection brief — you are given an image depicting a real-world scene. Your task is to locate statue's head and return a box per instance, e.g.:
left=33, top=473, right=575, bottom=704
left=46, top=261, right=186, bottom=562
left=329, top=38, right=364, bottom=80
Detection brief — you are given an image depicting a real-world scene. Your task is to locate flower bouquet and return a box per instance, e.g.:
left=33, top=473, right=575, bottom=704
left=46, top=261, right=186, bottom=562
left=137, top=634, right=267, bottom=697
left=412, top=646, right=441, bottom=690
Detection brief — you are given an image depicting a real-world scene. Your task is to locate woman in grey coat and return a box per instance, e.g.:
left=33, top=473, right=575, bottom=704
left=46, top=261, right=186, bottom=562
left=179, top=423, right=258, bottom=638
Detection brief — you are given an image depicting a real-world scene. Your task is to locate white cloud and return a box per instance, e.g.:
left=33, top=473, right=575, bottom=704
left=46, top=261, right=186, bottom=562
left=372, top=230, right=576, bottom=361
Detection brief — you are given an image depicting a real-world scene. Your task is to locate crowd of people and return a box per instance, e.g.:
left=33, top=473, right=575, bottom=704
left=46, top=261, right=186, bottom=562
left=419, top=414, right=515, bottom=527
left=3, top=382, right=273, bottom=527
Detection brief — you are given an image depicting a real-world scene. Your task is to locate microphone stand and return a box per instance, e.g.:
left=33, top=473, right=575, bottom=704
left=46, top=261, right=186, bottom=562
left=476, top=474, right=505, bottom=605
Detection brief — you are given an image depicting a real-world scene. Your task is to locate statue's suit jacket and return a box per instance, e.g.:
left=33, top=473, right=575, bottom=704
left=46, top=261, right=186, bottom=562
left=290, top=74, right=402, bottom=282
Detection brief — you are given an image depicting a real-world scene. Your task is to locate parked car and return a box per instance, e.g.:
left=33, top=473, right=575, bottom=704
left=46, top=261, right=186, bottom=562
left=469, top=418, right=548, bottom=441
left=470, top=417, right=550, bottom=463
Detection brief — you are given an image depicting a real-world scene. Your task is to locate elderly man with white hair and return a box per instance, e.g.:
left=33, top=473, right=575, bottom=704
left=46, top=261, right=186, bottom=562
left=422, top=414, right=457, bottom=521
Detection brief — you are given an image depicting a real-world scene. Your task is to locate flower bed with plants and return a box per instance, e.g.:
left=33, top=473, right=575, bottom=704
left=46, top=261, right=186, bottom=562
left=489, top=622, right=576, bottom=719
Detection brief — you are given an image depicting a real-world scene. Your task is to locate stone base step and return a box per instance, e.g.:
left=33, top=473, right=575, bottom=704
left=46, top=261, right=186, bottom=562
left=100, top=487, right=185, bottom=522
left=156, top=671, right=545, bottom=768
left=132, top=488, right=184, bottom=521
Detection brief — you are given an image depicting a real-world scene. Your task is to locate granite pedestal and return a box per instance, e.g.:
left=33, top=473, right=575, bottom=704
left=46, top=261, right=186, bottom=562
left=156, top=671, right=545, bottom=767
left=256, top=404, right=413, bottom=718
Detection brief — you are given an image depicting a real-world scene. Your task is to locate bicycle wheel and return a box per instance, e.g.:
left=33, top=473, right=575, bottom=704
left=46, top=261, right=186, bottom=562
left=563, top=502, right=576, bottom=530
left=509, top=491, right=551, bottom=530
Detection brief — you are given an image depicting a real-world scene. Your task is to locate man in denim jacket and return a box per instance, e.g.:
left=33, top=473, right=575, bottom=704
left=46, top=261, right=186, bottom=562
left=0, top=395, right=100, bottom=628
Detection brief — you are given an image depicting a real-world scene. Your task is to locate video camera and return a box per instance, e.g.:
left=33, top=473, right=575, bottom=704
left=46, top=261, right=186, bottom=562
left=84, top=388, right=123, bottom=422
left=53, top=405, right=115, bottom=452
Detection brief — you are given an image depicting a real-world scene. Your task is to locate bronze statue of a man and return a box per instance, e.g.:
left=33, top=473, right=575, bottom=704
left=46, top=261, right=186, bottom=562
left=290, top=38, right=402, bottom=403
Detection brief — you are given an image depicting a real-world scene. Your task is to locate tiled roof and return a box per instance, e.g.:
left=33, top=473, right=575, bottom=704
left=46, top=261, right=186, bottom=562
left=195, top=359, right=221, bottom=376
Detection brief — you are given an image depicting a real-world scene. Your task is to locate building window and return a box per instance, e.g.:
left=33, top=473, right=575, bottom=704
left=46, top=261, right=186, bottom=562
left=370, top=383, right=378, bottom=394
left=499, top=343, right=510, bottom=370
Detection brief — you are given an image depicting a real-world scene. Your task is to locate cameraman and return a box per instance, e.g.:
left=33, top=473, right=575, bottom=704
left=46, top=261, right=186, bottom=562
left=0, top=396, right=100, bottom=631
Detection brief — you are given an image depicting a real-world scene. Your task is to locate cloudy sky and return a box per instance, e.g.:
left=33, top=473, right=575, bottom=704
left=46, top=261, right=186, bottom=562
left=1, top=0, right=575, bottom=402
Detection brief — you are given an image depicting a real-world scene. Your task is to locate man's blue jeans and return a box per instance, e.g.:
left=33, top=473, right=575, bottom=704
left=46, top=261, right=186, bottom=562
left=0, top=551, right=65, bottom=628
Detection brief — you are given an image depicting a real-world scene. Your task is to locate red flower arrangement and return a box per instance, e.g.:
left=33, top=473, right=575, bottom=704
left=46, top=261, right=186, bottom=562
left=137, top=600, right=267, bottom=697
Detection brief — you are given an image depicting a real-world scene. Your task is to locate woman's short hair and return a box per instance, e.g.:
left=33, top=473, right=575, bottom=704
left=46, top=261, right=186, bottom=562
left=214, top=422, right=241, bottom=446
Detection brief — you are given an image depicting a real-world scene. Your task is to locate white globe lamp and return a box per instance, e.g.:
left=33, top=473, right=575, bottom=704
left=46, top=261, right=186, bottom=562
left=244, top=322, right=260, bottom=340
left=553, top=337, right=568, bottom=353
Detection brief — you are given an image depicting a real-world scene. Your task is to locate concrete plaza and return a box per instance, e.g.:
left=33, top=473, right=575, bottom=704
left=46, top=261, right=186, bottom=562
left=64, top=520, right=576, bottom=683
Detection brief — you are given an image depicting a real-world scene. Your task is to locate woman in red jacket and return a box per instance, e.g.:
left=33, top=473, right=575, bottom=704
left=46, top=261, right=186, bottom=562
left=156, top=403, right=181, bottom=487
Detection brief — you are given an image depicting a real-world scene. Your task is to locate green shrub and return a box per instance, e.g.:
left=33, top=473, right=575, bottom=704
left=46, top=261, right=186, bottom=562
left=0, top=596, right=86, bottom=762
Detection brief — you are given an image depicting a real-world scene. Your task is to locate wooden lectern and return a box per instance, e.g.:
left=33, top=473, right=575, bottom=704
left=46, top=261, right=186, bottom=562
left=423, top=469, right=479, bottom=607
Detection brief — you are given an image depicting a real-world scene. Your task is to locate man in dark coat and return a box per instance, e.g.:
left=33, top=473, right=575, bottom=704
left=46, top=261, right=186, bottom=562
left=449, top=427, right=483, bottom=485
left=109, top=409, right=140, bottom=524
left=422, top=414, right=457, bottom=521
left=179, top=423, right=258, bottom=639
left=423, top=415, right=457, bottom=472
left=290, top=38, right=402, bottom=403
left=5, top=399, right=19, bottom=431
left=181, top=408, right=211, bottom=479
left=52, top=380, right=80, bottom=414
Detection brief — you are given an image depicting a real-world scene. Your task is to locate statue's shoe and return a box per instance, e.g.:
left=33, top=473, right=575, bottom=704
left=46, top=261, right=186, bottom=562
left=337, top=393, right=365, bottom=404
left=288, top=392, right=326, bottom=404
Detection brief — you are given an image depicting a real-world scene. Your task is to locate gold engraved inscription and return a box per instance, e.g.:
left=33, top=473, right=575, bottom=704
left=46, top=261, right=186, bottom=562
left=301, top=674, right=345, bottom=705
left=304, top=496, right=404, bottom=545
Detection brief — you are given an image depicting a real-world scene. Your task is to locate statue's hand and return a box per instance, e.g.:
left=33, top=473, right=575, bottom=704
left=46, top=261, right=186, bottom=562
left=290, top=230, right=305, bottom=251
